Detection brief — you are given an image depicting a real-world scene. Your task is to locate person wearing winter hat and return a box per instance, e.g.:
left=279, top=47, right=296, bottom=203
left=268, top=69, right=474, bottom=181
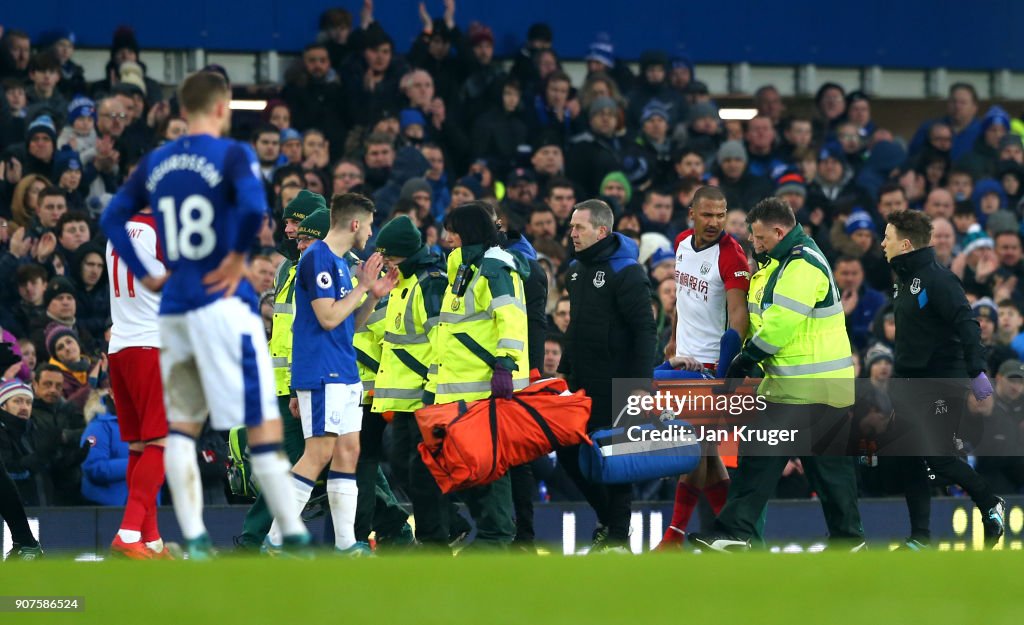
left=399, top=177, right=433, bottom=220
left=452, top=175, right=484, bottom=205
left=57, top=95, right=98, bottom=160
left=774, top=170, right=807, bottom=211
left=625, top=49, right=686, bottom=129
left=44, top=322, right=104, bottom=410
left=715, top=139, right=771, bottom=211
left=22, top=115, right=58, bottom=176
left=399, top=108, right=427, bottom=143
left=599, top=170, right=632, bottom=210
left=957, top=105, right=1013, bottom=179
left=0, top=379, right=44, bottom=559
left=295, top=208, right=332, bottom=249
left=864, top=343, right=894, bottom=382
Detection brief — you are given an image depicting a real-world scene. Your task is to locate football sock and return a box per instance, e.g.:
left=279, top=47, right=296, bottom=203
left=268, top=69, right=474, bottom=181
left=663, top=480, right=700, bottom=543
left=251, top=443, right=308, bottom=539
left=704, top=479, right=731, bottom=515
left=128, top=445, right=164, bottom=543
left=0, top=464, right=37, bottom=546
left=118, top=450, right=144, bottom=540
left=164, top=432, right=206, bottom=540
left=327, top=471, right=358, bottom=550
left=267, top=472, right=315, bottom=546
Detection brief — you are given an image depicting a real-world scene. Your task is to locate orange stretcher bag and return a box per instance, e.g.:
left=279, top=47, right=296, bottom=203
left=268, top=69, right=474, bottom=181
left=415, top=378, right=591, bottom=493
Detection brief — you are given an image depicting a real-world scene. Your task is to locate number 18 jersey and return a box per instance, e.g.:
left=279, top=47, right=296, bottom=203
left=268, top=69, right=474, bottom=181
left=101, top=134, right=268, bottom=315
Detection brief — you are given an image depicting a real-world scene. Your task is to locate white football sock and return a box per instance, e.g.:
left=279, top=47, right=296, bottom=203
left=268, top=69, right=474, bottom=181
left=267, top=473, right=315, bottom=545
left=251, top=445, right=308, bottom=539
left=164, top=434, right=206, bottom=541
left=327, top=472, right=358, bottom=550
left=118, top=529, right=141, bottom=543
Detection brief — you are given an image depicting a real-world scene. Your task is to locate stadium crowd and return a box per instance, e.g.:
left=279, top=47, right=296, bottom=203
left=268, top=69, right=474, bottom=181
left=0, top=2, right=1022, bottom=522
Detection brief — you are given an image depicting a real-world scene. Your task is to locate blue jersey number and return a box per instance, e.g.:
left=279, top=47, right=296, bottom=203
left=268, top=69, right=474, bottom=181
left=157, top=195, right=217, bottom=261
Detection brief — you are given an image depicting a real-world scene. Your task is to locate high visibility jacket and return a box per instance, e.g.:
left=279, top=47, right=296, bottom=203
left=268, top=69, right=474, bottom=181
left=344, top=252, right=389, bottom=405
left=372, top=250, right=448, bottom=413
left=427, top=244, right=530, bottom=405
left=742, top=227, right=854, bottom=407
left=746, top=255, right=778, bottom=338
left=269, top=260, right=296, bottom=397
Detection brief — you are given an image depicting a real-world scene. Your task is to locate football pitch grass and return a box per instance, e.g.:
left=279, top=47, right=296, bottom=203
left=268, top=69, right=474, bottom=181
left=4, top=550, right=1021, bottom=624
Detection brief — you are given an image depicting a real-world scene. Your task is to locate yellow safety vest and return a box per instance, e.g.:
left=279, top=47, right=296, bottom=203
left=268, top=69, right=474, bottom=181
left=269, top=261, right=296, bottom=397
left=746, top=256, right=778, bottom=338
left=371, top=265, right=446, bottom=413
left=745, top=228, right=854, bottom=407
left=354, top=300, right=386, bottom=405
left=427, top=245, right=530, bottom=405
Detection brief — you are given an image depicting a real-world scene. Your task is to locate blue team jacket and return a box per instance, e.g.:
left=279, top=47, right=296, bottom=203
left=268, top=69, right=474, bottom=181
left=80, top=411, right=129, bottom=506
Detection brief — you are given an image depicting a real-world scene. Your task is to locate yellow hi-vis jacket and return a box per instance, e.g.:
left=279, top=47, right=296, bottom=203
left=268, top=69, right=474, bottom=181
left=346, top=252, right=389, bottom=405
left=371, top=249, right=448, bottom=413
left=427, top=244, right=530, bottom=405
left=746, top=255, right=778, bottom=337
left=269, top=260, right=297, bottom=397
left=742, top=227, right=854, bottom=407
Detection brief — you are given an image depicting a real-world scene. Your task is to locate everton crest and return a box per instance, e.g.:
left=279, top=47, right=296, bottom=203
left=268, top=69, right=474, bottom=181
left=593, top=271, right=606, bottom=288
left=910, top=278, right=921, bottom=295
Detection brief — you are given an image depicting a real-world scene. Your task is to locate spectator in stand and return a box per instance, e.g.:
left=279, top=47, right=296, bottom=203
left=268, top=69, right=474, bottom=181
left=754, top=85, right=786, bottom=129
left=9, top=174, right=50, bottom=228
left=832, top=208, right=892, bottom=292
left=566, top=97, right=624, bottom=197
left=835, top=120, right=867, bottom=176
left=835, top=256, right=887, bottom=351
left=845, top=91, right=876, bottom=139
left=80, top=392, right=129, bottom=506
left=639, top=188, right=675, bottom=238
left=282, top=43, right=346, bottom=160
left=44, top=323, right=106, bottom=410
left=543, top=334, right=565, bottom=378
left=459, top=22, right=506, bottom=127
left=5, top=115, right=58, bottom=183
left=264, top=100, right=291, bottom=131
left=598, top=171, right=632, bottom=214
left=279, top=128, right=302, bottom=165
left=973, top=359, right=1024, bottom=493
left=923, top=187, right=956, bottom=222
left=528, top=70, right=579, bottom=148
left=956, top=106, right=1011, bottom=180
left=1, top=29, right=31, bottom=82
left=0, top=379, right=47, bottom=506
left=87, top=97, right=129, bottom=195
left=398, top=69, right=469, bottom=173
left=583, top=34, right=634, bottom=95
left=55, top=209, right=92, bottom=264
left=714, top=140, right=771, bottom=211
left=372, top=145, right=430, bottom=224
left=509, top=22, right=554, bottom=96
left=54, top=151, right=86, bottom=211
left=679, top=102, right=723, bottom=165
left=809, top=143, right=858, bottom=212
left=501, top=168, right=539, bottom=233
left=629, top=102, right=675, bottom=189
left=530, top=133, right=566, bottom=191
left=744, top=115, right=784, bottom=179
left=543, top=176, right=576, bottom=242
left=408, top=3, right=465, bottom=108
left=625, top=50, right=685, bottom=129
left=90, top=27, right=162, bottom=105
left=930, top=216, right=956, bottom=268
left=362, top=132, right=397, bottom=193
left=30, top=363, right=89, bottom=505
left=317, top=7, right=358, bottom=72
left=330, top=159, right=365, bottom=197
left=31, top=276, right=96, bottom=359
left=25, top=52, right=68, bottom=127
left=251, top=124, right=281, bottom=185
left=813, top=82, right=846, bottom=142
left=5, top=265, right=48, bottom=340
left=71, top=241, right=109, bottom=339
left=910, top=83, right=982, bottom=162
left=778, top=117, right=813, bottom=164
left=471, top=77, right=529, bottom=178
left=343, top=24, right=405, bottom=128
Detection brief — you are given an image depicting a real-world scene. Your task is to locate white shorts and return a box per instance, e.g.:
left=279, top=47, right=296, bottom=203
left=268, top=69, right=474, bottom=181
left=159, top=297, right=279, bottom=431
left=297, top=382, right=363, bottom=438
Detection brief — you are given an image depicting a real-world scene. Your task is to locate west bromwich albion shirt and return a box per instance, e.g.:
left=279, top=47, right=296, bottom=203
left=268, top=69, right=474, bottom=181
left=291, top=239, right=360, bottom=389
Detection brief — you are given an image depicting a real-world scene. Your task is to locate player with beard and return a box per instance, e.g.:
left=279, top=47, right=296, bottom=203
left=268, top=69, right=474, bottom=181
left=657, top=185, right=750, bottom=548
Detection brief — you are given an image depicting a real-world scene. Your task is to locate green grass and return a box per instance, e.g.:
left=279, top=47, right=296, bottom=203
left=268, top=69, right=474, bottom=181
left=4, top=550, right=1021, bottom=624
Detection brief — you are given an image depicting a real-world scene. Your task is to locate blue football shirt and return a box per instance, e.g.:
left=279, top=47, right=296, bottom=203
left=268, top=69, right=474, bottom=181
left=100, top=134, right=267, bottom=314
left=291, top=240, right=360, bottom=389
